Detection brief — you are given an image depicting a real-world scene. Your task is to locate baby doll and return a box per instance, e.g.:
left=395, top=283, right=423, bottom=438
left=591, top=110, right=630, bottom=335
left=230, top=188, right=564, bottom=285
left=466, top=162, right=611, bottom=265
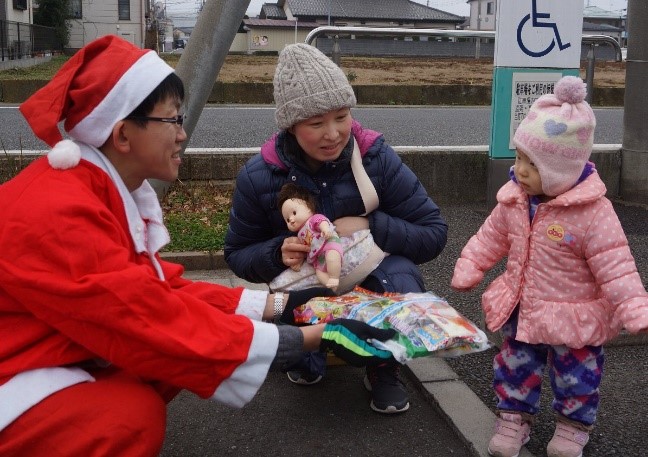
left=451, top=76, right=648, bottom=457
left=278, top=183, right=343, bottom=291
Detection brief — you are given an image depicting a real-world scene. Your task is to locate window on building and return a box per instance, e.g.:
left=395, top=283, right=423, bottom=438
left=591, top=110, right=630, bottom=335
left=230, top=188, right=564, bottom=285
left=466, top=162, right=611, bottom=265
left=487, top=2, right=495, bottom=15
left=68, top=0, right=82, bottom=19
left=13, top=0, right=27, bottom=10
left=119, top=0, right=131, bottom=20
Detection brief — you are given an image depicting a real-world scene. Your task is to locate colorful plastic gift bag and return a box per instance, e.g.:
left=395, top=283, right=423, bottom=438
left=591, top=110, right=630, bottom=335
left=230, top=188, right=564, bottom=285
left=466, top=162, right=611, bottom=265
left=293, top=287, right=489, bottom=362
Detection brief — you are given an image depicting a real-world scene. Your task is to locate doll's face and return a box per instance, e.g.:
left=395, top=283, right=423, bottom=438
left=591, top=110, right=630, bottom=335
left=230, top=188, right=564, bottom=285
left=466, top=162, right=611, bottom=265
left=514, top=149, right=544, bottom=196
left=281, top=198, right=314, bottom=232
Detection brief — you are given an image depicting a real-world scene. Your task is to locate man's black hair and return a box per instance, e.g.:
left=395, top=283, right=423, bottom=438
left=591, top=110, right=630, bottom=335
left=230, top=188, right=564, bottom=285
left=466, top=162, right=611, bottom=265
left=126, top=72, right=184, bottom=125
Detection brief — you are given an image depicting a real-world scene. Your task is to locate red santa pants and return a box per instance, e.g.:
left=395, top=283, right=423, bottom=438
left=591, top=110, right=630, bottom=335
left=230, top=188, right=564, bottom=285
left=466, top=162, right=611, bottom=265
left=0, top=367, right=179, bottom=457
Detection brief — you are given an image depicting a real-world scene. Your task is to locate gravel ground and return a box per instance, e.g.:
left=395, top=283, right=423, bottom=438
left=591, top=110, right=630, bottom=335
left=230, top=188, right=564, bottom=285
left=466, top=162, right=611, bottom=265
left=420, top=202, right=648, bottom=457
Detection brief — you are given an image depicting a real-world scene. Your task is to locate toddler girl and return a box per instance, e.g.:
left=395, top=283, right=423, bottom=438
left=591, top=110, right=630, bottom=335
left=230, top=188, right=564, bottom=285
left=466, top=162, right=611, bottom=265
left=451, top=76, right=648, bottom=457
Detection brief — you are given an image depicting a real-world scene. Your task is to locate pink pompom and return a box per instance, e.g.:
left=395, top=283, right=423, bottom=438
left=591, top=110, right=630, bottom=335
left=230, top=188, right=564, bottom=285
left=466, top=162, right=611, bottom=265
left=554, top=76, right=587, bottom=104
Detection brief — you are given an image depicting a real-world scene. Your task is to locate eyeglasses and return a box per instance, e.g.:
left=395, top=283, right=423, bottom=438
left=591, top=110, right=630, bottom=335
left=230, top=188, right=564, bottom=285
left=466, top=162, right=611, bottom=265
left=124, top=114, right=185, bottom=126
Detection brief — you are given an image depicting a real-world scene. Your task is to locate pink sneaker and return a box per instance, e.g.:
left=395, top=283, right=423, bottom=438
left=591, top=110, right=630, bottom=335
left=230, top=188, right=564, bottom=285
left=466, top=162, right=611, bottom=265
left=546, top=420, right=590, bottom=457
left=488, top=412, right=531, bottom=457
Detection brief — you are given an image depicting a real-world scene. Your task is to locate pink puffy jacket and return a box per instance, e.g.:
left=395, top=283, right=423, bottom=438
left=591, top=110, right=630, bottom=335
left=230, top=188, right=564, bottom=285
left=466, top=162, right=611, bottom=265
left=452, top=172, right=648, bottom=348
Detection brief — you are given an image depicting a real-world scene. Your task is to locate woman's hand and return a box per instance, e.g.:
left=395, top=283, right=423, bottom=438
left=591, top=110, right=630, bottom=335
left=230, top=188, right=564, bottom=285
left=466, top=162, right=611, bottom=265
left=281, top=236, right=310, bottom=271
left=332, top=216, right=369, bottom=237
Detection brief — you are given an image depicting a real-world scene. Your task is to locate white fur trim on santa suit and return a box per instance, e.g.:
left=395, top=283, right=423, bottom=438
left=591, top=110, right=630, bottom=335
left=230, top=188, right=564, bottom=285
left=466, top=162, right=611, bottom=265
left=210, top=319, right=279, bottom=408
left=0, top=367, right=95, bottom=432
left=68, top=51, right=174, bottom=148
left=79, top=143, right=170, bottom=278
left=235, top=289, right=268, bottom=321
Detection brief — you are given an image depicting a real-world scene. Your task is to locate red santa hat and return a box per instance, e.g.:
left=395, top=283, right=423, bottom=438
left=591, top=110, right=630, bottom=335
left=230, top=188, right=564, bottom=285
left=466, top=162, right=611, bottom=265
left=19, top=34, right=174, bottom=169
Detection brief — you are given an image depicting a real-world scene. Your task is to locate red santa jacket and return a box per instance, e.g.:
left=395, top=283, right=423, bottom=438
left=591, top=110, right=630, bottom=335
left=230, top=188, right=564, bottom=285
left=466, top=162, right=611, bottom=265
left=0, top=153, right=278, bottom=431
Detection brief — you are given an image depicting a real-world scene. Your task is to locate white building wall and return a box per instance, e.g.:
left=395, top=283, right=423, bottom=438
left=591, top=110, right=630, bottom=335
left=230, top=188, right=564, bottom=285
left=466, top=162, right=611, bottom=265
left=245, top=27, right=311, bottom=54
left=468, top=0, right=495, bottom=31
left=67, top=0, right=146, bottom=50
left=6, top=0, right=32, bottom=23
left=230, top=33, right=247, bottom=53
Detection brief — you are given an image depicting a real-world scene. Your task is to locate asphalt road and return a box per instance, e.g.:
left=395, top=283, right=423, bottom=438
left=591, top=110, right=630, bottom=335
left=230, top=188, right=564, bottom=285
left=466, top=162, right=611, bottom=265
left=0, top=105, right=624, bottom=151
left=161, top=366, right=474, bottom=457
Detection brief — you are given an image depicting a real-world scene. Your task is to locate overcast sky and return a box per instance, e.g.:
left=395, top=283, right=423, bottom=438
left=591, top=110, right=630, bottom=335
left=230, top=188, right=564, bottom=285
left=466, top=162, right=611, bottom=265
left=165, top=0, right=628, bottom=23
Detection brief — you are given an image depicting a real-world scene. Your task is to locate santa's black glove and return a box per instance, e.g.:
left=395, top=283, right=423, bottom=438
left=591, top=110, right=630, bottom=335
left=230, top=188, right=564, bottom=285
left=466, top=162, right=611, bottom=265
left=319, top=318, right=396, bottom=367
left=280, top=287, right=337, bottom=325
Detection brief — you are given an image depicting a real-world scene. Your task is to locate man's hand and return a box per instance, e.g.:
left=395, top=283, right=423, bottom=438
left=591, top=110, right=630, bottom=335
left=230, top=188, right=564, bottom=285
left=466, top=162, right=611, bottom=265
left=319, top=319, right=396, bottom=367
left=281, top=287, right=337, bottom=325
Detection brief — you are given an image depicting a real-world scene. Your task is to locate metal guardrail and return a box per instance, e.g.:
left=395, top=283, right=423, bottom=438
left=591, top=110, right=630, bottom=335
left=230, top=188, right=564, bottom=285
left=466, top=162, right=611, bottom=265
left=305, top=26, right=622, bottom=102
left=305, top=26, right=497, bottom=44
left=581, top=34, right=623, bottom=103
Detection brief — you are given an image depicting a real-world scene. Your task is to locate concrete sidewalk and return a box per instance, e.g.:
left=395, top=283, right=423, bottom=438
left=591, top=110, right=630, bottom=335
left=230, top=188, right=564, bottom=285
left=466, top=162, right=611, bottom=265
left=162, top=200, right=648, bottom=456
left=166, top=253, right=535, bottom=457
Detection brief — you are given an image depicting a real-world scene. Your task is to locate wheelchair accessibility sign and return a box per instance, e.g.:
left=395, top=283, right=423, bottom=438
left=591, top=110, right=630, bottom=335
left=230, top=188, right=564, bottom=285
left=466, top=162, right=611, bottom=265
left=494, top=0, right=582, bottom=68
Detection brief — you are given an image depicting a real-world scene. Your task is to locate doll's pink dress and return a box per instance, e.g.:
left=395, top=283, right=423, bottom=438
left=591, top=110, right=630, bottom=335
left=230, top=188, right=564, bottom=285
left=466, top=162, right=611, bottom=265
left=298, top=214, right=343, bottom=272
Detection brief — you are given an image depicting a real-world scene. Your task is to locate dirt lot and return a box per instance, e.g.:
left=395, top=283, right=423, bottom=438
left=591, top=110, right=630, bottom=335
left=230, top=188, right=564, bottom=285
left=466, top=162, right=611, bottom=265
left=205, top=55, right=626, bottom=88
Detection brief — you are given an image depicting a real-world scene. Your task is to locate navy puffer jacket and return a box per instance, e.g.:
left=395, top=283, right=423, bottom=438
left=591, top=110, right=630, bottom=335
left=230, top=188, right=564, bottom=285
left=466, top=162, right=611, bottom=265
left=224, top=120, right=448, bottom=288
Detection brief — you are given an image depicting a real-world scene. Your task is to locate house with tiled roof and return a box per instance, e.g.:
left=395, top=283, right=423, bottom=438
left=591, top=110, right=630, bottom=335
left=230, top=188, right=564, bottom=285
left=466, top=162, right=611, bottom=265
left=259, top=0, right=464, bottom=28
left=582, top=21, right=622, bottom=45
left=237, top=0, right=465, bottom=55
left=583, top=5, right=626, bottom=46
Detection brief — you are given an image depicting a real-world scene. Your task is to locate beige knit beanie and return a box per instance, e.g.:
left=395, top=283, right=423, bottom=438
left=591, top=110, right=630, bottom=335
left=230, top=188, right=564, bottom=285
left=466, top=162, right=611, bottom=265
left=273, top=43, right=356, bottom=130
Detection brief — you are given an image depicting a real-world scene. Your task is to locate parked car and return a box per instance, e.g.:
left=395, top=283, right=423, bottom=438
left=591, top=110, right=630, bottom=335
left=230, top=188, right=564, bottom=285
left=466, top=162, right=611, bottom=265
left=173, top=39, right=186, bottom=49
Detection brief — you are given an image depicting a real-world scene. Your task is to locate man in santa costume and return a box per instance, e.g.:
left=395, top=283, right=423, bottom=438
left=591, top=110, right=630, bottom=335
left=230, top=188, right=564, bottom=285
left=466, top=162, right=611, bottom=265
left=0, top=35, right=396, bottom=456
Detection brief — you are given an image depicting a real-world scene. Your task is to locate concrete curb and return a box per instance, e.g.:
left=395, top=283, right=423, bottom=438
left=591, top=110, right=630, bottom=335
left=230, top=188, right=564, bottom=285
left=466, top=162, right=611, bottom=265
left=406, top=358, right=535, bottom=457
left=160, top=250, right=229, bottom=270
left=0, top=80, right=626, bottom=106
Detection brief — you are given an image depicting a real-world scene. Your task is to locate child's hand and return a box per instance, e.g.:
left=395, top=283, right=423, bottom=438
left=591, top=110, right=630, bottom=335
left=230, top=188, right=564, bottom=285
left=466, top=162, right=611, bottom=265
left=451, top=258, right=484, bottom=291
left=623, top=313, right=648, bottom=334
left=620, top=301, right=648, bottom=334
left=451, top=284, right=476, bottom=292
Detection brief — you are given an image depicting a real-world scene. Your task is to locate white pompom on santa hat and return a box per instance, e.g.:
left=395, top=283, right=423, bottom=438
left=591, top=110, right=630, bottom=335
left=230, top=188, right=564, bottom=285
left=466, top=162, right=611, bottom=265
left=19, top=34, right=174, bottom=170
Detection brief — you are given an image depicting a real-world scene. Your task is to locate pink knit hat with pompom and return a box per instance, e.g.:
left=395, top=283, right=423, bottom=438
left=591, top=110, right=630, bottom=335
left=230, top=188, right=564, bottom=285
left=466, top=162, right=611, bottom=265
left=512, top=75, right=596, bottom=196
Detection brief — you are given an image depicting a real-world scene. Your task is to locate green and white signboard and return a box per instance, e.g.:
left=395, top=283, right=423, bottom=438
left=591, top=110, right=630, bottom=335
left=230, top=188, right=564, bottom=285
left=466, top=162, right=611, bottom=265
left=490, top=0, right=584, bottom=159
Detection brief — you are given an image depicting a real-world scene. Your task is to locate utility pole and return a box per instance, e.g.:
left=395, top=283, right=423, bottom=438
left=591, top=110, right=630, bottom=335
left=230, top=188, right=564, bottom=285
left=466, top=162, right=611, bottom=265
left=175, top=0, right=250, bottom=146
left=475, top=0, right=482, bottom=59
left=620, top=0, right=648, bottom=203
left=328, top=0, right=332, bottom=26
left=149, top=0, right=251, bottom=199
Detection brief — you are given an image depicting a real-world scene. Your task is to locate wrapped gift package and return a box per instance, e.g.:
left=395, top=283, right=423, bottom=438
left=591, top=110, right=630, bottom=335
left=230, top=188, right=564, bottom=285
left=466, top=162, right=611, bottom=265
left=294, top=287, right=490, bottom=363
